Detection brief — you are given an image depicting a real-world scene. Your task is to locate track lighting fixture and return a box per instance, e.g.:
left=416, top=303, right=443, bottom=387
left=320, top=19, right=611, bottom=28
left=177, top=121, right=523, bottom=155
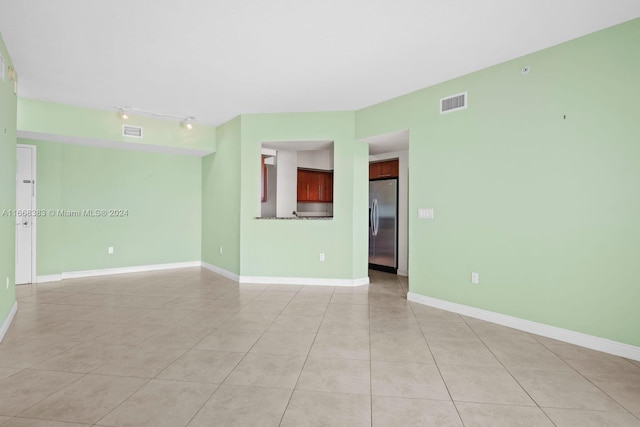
left=114, top=106, right=195, bottom=129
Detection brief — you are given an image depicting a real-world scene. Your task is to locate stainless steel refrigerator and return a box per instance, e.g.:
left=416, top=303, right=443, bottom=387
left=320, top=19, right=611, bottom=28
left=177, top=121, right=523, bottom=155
left=369, top=178, right=398, bottom=273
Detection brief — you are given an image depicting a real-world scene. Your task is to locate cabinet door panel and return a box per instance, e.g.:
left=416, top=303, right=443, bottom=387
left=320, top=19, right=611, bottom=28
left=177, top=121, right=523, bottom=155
left=298, top=169, right=333, bottom=202
left=370, top=159, right=399, bottom=179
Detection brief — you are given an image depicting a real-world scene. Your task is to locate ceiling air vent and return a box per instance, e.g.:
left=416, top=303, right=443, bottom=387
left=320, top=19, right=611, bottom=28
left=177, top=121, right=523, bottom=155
left=440, top=92, right=467, bottom=114
left=122, top=125, right=143, bottom=138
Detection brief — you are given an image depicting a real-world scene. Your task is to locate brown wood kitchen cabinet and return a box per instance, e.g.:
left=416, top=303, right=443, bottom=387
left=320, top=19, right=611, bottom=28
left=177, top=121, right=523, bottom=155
left=369, top=159, right=399, bottom=179
left=297, top=168, right=333, bottom=202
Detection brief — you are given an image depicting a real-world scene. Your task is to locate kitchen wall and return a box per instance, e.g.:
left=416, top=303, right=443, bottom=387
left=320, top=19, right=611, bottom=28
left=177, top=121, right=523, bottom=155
left=356, top=18, right=640, bottom=347
left=261, top=163, right=277, bottom=217
left=0, top=34, right=17, bottom=335
left=275, top=150, right=297, bottom=218
left=296, top=202, right=333, bottom=217
left=298, top=149, right=333, bottom=170
left=19, top=139, right=202, bottom=276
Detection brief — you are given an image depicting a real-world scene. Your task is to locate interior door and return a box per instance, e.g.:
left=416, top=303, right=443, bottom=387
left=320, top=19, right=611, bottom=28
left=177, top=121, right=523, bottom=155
left=16, top=146, right=35, bottom=285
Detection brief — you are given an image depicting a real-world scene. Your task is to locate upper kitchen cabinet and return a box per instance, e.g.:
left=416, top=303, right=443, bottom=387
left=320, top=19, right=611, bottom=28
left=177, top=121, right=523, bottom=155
left=297, top=168, right=333, bottom=202
left=369, top=159, right=399, bottom=179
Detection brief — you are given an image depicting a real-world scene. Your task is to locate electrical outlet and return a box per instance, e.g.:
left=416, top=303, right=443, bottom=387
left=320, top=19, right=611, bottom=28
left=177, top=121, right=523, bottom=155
left=108, top=246, right=114, bottom=254
left=5, top=277, right=8, bottom=289
left=319, top=253, right=325, bottom=262
left=471, top=272, right=479, bottom=284
left=219, top=246, right=223, bottom=254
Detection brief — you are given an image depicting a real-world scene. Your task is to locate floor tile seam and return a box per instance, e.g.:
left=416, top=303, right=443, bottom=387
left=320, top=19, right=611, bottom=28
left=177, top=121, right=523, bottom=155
left=88, top=345, right=189, bottom=379
left=277, top=285, right=337, bottom=426
left=462, top=326, right=612, bottom=425
left=0, top=367, right=26, bottom=384
left=369, top=288, right=374, bottom=427
left=12, top=371, right=91, bottom=420
left=148, top=309, right=237, bottom=350
left=87, top=376, right=154, bottom=426
left=176, top=382, right=222, bottom=427
left=154, top=347, right=245, bottom=385
left=529, top=334, right=640, bottom=414
left=2, top=415, right=87, bottom=426
left=367, top=276, right=415, bottom=426
left=213, top=284, right=310, bottom=392
left=149, top=375, right=227, bottom=386
left=538, top=404, right=634, bottom=414
left=408, top=296, right=466, bottom=427
left=20, top=365, right=110, bottom=376
left=503, top=360, right=634, bottom=415
left=8, top=341, right=88, bottom=370
left=456, top=316, right=561, bottom=425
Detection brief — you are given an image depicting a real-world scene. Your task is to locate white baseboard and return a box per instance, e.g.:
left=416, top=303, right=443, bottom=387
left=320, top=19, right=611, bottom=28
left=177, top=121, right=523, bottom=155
left=0, top=302, right=18, bottom=343
left=35, top=261, right=369, bottom=289
left=239, top=275, right=370, bottom=287
left=35, top=261, right=201, bottom=283
left=201, top=262, right=240, bottom=281
left=397, top=269, right=408, bottom=277
left=37, top=274, right=63, bottom=283
left=201, top=261, right=369, bottom=287
left=407, top=292, right=640, bottom=362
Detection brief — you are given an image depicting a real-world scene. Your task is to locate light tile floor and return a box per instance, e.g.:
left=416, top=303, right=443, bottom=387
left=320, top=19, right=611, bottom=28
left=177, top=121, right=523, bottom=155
left=0, top=268, right=638, bottom=426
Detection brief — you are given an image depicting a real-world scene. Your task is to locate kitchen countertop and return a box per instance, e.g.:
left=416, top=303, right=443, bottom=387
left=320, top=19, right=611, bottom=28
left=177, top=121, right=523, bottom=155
left=256, top=216, right=333, bottom=220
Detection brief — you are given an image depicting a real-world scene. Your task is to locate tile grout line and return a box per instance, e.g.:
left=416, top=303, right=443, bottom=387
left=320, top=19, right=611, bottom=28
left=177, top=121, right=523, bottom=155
left=529, top=334, right=640, bottom=421
left=277, top=285, right=337, bottom=427
left=369, top=279, right=373, bottom=427
left=407, top=290, right=467, bottom=427
left=457, top=316, right=559, bottom=426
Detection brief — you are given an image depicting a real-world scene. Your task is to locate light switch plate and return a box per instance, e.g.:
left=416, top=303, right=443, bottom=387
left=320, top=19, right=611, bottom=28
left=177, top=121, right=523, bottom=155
left=418, top=208, right=434, bottom=219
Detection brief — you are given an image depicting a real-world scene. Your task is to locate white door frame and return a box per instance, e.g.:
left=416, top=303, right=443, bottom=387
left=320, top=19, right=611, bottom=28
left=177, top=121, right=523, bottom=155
left=16, top=144, right=37, bottom=284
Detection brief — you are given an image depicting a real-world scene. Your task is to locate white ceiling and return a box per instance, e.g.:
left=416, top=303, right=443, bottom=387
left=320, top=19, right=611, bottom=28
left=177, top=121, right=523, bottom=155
left=1, top=1, right=639, bottom=127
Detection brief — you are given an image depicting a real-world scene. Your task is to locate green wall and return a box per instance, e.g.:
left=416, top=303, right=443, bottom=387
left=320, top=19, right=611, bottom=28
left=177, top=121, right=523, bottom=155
left=19, top=139, right=202, bottom=275
left=356, top=18, right=640, bottom=346
left=4, top=18, right=639, bottom=349
left=201, top=117, right=241, bottom=274
left=18, top=98, right=216, bottom=155
left=0, top=34, right=17, bottom=327
left=239, top=112, right=368, bottom=280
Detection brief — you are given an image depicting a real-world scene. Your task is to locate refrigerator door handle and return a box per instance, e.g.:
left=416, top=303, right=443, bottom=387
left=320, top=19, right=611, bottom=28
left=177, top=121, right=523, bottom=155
left=376, top=199, right=380, bottom=236
left=373, top=198, right=379, bottom=236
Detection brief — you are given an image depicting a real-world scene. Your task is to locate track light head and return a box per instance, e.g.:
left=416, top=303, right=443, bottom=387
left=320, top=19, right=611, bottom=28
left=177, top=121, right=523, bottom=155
left=115, top=106, right=195, bottom=129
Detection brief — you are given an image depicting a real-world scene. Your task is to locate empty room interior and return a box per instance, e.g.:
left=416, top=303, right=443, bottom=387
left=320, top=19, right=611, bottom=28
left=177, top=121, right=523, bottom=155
left=1, top=1, right=640, bottom=426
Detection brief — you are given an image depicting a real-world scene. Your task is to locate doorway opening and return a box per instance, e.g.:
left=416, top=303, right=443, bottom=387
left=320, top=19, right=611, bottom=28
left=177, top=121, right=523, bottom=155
left=15, top=144, right=37, bottom=285
left=361, top=130, right=409, bottom=280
